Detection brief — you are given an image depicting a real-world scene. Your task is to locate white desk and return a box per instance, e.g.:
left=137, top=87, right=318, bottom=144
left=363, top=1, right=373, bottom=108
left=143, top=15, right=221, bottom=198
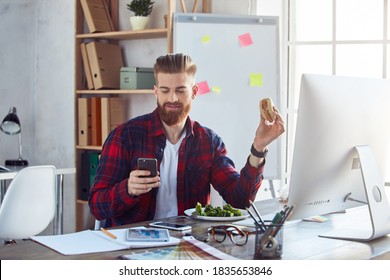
left=0, top=167, right=75, bottom=235
left=2, top=200, right=390, bottom=260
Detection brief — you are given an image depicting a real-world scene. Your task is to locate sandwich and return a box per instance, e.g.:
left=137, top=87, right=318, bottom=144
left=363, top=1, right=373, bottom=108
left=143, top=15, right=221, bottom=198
left=260, top=98, right=276, bottom=123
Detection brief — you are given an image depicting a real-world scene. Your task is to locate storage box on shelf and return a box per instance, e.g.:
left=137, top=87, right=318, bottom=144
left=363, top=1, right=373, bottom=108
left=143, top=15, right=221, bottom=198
left=120, top=67, right=155, bottom=90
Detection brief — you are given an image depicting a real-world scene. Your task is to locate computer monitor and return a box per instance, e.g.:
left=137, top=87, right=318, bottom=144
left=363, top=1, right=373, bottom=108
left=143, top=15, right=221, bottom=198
left=287, top=74, right=390, bottom=241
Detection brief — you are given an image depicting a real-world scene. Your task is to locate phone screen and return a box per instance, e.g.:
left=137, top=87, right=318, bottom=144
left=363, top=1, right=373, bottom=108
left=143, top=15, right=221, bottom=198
left=137, top=158, right=158, bottom=177
left=150, top=221, right=192, bottom=231
left=157, top=222, right=188, bottom=229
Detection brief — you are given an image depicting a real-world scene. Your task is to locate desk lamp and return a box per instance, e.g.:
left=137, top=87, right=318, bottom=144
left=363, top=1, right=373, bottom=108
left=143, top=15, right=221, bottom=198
left=0, top=107, right=28, bottom=166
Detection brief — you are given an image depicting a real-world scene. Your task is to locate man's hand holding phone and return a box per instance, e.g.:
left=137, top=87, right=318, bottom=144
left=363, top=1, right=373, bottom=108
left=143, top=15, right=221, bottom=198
left=127, top=158, right=160, bottom=197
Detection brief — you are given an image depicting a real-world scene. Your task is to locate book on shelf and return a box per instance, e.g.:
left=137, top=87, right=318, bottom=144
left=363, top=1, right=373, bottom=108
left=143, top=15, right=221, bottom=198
left=80, top=0, right=114, bottom=33
left=78, top=97, right=125, bottom=146
left=101, top=98, right=110, bottom=141
left=86, top=41, right=124, bottom=89
left=90, top=97, right=102, bottom=146
left=78, top=150, right=100, bottom=201
left=77, top=98, right=92, bottom=146
left=101, top=97, right=126, bottom=142
left=80, top=42, right=94, bottom=89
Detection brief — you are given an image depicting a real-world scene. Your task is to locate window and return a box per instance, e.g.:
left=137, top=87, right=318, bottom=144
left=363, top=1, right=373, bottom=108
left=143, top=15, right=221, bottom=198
left=286, top=0, right=390, bottom=181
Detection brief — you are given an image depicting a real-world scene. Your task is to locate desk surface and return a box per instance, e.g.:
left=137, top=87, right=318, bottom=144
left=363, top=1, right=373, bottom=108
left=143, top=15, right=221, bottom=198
left=1, top=199, right=390, bottom=260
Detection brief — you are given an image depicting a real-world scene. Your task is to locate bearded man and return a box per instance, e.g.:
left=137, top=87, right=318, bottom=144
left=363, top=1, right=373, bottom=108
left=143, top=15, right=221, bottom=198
left=89, top=53, right=285, bottom=227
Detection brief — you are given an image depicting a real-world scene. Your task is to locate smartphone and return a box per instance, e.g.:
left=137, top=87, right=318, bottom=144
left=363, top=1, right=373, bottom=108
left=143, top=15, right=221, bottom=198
left=149, top=221, right=192, bottom=231
left=137, top=158, right=158, bottom=177
left=126, top=228, right=170, bottom=242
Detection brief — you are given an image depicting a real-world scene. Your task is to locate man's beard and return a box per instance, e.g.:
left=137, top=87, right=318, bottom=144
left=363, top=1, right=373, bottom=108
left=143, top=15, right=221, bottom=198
left=157, top=101, right=191, bottom=126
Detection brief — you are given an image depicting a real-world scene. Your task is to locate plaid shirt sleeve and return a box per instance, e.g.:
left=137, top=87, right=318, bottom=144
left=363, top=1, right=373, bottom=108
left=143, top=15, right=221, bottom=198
left=88, top=124, right=138, bottom=223
left=209, top=134, right=265, bottom=209
left=179, top=121, right=265, bottom=213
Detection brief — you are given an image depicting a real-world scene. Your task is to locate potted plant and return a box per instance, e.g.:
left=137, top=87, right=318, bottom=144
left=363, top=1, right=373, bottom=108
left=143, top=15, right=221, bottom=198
left=127, top=0, right=155, bottom=30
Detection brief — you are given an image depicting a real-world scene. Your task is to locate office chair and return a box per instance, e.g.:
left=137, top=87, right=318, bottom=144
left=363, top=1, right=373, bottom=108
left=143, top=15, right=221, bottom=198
left=0, top=165, right=56, bottom=244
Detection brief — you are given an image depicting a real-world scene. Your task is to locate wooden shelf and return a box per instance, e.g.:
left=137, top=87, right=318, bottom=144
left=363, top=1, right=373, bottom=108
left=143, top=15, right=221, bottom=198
left=76, top=89, right=154, bottom=95
left=76, top=28, right=168, bottom=40
left=76, top=199, right=89, bottom=204
left=76, top=145, right=102, bottom=151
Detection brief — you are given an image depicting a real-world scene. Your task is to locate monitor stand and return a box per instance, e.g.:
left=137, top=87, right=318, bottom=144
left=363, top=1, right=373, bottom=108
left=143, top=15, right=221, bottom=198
left=319, top=145, right=390, bottom=241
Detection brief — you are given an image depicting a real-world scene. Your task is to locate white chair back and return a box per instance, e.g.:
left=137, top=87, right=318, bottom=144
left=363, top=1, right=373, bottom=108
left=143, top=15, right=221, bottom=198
left=94, top=219, right=106, bottom=230
left=0, top=165, right=56, bottom=240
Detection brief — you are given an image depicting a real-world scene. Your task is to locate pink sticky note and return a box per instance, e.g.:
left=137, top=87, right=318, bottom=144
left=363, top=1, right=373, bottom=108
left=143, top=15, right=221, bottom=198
left=239, top=33, right=253, bottom=47
left=197, top=81, right=211, bottom=95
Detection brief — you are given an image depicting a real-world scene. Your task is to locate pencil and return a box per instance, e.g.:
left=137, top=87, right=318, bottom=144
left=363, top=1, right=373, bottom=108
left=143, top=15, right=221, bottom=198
left=249, top=200, right=266, bottom=228
left=245, top=207, right=263, bottom=230
left=100, top=227, right=117, bottom=239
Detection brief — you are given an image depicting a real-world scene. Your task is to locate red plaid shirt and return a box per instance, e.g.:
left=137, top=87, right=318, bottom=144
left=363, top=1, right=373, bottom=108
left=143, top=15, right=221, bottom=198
left=89, top=109, right=265, bottom=227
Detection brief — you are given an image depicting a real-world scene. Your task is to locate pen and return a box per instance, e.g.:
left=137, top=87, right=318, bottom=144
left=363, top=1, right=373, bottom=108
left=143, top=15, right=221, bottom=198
left=264, top=212, right=282, bottom=239
left=269, top=206, right=294, bottom=238
left=245, top=207, right=264, bottom=231
left=271, top=212, right=282, bottom=225
left=100, top=227, right=117, bottom=239
left=249, top=200, right=266, bottom=228
left=279, top=206, right=294, bottom=225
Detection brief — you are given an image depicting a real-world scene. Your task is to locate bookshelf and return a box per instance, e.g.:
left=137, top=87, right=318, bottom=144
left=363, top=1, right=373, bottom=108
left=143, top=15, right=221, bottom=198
left=74, top=0, right=176, bottom=231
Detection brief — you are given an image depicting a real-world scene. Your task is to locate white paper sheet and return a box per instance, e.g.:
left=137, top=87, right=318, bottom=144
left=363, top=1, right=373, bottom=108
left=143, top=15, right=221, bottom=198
left=31, top=228, right=180, bottom=255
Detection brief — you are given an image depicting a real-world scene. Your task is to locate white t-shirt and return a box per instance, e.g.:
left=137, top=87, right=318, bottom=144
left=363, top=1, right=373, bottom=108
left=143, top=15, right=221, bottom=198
left=154, top=132, right=186, bottom=219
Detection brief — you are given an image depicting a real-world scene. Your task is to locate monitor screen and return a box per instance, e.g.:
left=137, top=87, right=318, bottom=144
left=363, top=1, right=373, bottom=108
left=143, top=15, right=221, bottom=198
left=287, top=74, right=390, bottom=240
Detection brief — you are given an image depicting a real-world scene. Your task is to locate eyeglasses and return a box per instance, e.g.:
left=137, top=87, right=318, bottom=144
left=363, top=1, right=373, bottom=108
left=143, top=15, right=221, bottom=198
left=208, top=225, right=255, bottom=246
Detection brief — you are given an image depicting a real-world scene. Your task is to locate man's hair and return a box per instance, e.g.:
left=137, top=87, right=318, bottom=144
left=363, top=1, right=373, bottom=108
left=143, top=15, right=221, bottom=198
left=153, top=53, right=197, bottom=83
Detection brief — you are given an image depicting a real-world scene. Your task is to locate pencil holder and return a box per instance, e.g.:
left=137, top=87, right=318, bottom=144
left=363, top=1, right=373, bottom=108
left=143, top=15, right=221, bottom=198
left=254, top=224, right=283, bottom=259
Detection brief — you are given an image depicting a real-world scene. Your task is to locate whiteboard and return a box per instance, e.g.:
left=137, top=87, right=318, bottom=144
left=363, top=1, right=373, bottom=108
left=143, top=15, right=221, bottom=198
left=173, top=13, right=281, bottom=179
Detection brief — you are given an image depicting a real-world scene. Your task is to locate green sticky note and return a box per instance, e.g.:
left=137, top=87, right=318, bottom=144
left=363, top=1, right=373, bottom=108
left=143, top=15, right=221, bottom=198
left=250, top=73, right=263, bottom=87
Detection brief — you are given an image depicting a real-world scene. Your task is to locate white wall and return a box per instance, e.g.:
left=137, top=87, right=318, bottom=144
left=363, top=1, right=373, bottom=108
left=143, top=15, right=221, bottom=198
left=0, top=0, right=283, bottom=233
left=34, top=0, right=75, bottom=234
left=0, top=0, right=75, bottom=233
left=0, top=1, right=35, bottom=162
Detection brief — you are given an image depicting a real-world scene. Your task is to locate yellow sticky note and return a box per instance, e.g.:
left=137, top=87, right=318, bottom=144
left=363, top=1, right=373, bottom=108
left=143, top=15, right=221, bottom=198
left=211, top=86, right=221, bottom=93
left=250, top=73, right=263, bottom=87
left=201, top=35, right=211, bottom=43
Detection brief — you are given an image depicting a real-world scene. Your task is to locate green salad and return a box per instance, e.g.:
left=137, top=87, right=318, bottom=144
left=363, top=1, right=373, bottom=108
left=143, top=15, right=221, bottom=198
left=193, top=202, right=242, bottom=217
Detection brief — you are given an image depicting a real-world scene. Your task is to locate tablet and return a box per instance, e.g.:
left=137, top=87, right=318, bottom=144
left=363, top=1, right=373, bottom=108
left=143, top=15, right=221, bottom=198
left=126, top=228, right=170, bottom=242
